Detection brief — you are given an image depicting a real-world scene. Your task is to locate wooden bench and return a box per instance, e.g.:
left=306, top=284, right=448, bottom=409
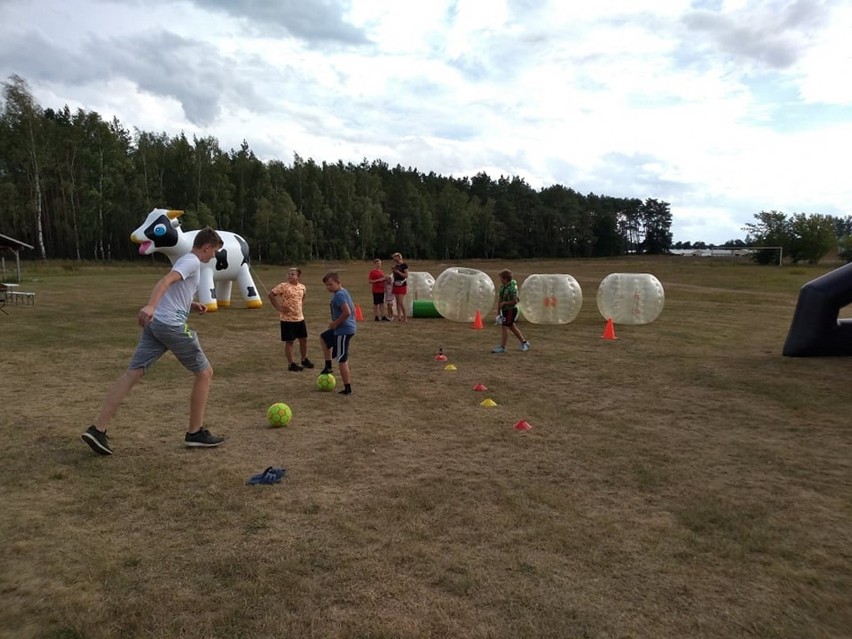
left=10, top=291, right=35, bottom=305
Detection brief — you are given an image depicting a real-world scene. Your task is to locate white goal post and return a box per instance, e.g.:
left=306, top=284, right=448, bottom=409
left=698, top=245, right=784, bottom=266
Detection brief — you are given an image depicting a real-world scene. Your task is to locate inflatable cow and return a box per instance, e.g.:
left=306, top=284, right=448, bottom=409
left=130, top=208, right=263, bottom=311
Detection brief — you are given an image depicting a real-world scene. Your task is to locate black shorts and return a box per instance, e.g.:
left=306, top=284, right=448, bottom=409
left=321, top=329, right=353, bottom=363
left=280, top=320, right=308, bottom=342
left=502, top=308, right=519, bottom=327
left=372, top=292, right=385, bottom=305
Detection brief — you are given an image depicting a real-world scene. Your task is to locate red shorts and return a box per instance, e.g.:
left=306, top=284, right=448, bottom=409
left=392, top=286, right=407, bottom=295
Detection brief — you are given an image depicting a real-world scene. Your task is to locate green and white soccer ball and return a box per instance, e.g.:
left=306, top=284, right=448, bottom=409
left=266, top=402, right=292, bottom=427
left=316, top=373, right=336, bottom=392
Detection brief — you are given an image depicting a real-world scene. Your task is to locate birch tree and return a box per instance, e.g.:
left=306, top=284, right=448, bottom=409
left=1, top=74, right=47, bottom=258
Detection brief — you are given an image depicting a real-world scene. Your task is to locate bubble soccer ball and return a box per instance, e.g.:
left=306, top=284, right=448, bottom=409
left=518, top=274, right=583, bottom=324
left=432, top=267, right=496, bottom=323
left=404, top=271, right=436, bottom=316
left=596, top=273, right=665, bottom=325
left=266, top=402, right=292, bottom=427
left=316, top=373, right=336, bottom=392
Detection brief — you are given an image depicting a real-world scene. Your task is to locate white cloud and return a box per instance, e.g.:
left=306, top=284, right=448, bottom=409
left=1, top=0, right=850, bottom=245
left=794, top=4, right=852, bottom=104
left=674, top=205, right=747, bottom=243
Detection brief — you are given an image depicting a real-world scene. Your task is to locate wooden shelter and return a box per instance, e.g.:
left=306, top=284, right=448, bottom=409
left=0, top=233, right=35, bottom=283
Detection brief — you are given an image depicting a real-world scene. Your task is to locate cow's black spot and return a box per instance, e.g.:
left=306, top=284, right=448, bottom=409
left=144, top=214, right=178, bottom=247
left=236, top=235, right=250, bottom=267
left=215, top=249, right=229, bottom=271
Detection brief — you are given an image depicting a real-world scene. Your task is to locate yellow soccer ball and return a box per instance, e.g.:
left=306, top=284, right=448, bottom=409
left=316, top=373, right=336, bottom=392
left=266, top=402, right=292, bottom=427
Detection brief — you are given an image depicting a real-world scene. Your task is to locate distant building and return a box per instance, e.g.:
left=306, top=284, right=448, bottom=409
left=0, top=233, right=35, bottom=282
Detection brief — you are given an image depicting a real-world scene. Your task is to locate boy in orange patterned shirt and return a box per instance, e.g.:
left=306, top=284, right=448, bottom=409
left=268, top=267, right=315, bottom=371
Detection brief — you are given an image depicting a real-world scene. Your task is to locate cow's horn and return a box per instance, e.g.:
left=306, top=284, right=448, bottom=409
left=167, top=210, right=184, bottom=219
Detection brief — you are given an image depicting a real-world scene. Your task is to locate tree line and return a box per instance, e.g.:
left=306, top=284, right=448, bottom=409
left=5, top=74, right=848, bottom=267
left=6, top=74, right=847, bottom=266
left=0, top=75, right=681, bottom=263
left=742, top=211, right=852, bottom=264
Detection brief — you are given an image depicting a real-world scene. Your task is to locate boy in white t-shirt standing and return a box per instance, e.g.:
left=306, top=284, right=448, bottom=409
left=82, top=227, right=226, bottom=455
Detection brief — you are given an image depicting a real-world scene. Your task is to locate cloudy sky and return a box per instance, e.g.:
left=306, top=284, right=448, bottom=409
left=1, top=0, right=850, bottom=244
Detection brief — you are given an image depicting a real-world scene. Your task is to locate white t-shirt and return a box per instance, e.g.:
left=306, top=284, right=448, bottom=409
left=154, top=252, right=201, bottom=326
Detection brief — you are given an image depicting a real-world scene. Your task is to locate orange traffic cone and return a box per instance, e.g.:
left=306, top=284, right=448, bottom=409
left=471, top=309, right=484, bottom=329
left=601, top=318, right=617, bottom=340
left=355, top=304, right=364, bottom=321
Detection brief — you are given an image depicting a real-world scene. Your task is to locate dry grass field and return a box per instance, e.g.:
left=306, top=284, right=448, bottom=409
left=0, top=256, right=850, bottom=639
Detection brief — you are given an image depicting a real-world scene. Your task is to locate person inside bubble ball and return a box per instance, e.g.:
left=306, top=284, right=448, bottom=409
left=492, top=269, right=530, bottom=353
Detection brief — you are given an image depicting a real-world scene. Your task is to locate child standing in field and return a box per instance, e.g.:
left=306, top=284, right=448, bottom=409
left=268, top=267, right=315, bottom=372
left=384, top=273, right=395, bottom=321
left=369, top=259, right=391, bottom=321
left=319, top=272, right=357, bottom=395
left=391, top=252, right=409, bottom=322
left=492, top=269, right=530, bottom=353
left=81, top=227, right=226, bottom=455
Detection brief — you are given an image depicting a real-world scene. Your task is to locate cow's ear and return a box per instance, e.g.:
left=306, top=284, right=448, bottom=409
left=168, top=210, right=184, bottom=227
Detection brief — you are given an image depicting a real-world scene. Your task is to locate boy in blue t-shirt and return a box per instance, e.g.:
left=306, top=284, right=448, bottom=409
left=319, top=272, right=357, bottom=395
left=492, top=269, right=530, bottom=353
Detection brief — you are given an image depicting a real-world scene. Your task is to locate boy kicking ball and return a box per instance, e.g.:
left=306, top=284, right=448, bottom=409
left=319, top=272, right=356, bottom=395
left=82, top=228, right=226, bottom=455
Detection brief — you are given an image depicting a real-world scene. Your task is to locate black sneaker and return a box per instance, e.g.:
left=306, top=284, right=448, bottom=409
left=381, top=316, right=391, bottom=321
left=339, top=388, right=352, bottom=396
left=321, top=367, right=333, bottom=375
left=82, top=425, right=113, bottom=455
left=301, top=358, right=315, bottom=369
left=288, top=362, right=303, bottom=372
left=185, top=428, right=225, bottom=448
